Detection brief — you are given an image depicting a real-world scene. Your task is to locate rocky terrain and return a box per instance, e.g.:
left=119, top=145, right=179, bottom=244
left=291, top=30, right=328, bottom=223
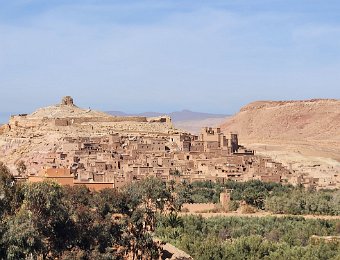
left=28, top=104, right=110, bottom=119
left=0, top=97, right=178, bottom=174
left=108, top=109, right=230, bottom=134
left=221, top=99, right=340, bottom=178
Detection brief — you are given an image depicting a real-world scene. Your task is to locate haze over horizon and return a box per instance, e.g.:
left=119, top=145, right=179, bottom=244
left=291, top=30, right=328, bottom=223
left=1, top=0, right=340, bottom=120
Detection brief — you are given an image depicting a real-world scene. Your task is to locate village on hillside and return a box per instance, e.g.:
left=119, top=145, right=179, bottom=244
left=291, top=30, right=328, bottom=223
left=1, top=97, right=339, bottom=190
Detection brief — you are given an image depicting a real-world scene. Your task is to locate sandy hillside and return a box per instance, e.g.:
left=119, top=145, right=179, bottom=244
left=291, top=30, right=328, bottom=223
left=221, top=99, right=340, bottom=176
left=0, top=98, right=177, bottom=174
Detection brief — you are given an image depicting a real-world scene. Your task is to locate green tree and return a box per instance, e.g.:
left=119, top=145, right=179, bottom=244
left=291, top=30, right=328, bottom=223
left=125, top=177, right=171, bottom=231
left=2, top=208, right=44, bottom=259
left=0, top=162, right=19, bottom=216
left=22, top=181, right=73, bottom=258
left=173, top=181, right=193, bottom=210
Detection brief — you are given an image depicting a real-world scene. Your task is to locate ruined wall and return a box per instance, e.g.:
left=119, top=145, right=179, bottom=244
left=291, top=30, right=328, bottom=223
left=9, top=115, right=148, bottom=128
left=65, top=116, right=148, bottom=125
left=54, top=116, right=148, bottom=125
left=147, top=116, right=172, bottom=128
left=9, top=116, right=47, bottom=128
left=55, top=118, right=69, bottom=126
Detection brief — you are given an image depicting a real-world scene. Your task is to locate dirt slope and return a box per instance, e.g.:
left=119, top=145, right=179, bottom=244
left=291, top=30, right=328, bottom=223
left=221, top=99, right=340, bottom=143
left=221, top=99, right=340, bottom=175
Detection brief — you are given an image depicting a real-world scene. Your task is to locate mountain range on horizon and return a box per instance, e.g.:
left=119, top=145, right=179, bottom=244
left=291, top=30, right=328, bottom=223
left=0, top=109, right=230, bottom=128
left=106, top=109, right=230, bottom=122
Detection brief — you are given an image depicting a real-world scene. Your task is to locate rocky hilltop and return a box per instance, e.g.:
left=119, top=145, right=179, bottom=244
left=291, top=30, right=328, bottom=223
left=221, top=99, right=340, bottom=178
left=0, top=96, right=174, bottom=133
left=221, top=99, right=340, bottom=142
left=0, top=96, right=176, bottom=172
left=27, top=96, right=111, bottom=119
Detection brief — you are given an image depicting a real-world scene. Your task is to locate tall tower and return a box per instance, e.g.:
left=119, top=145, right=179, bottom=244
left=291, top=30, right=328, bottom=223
left=230, top=133, right=239, bottom=153
left=61, top=96, right=74, bottom=106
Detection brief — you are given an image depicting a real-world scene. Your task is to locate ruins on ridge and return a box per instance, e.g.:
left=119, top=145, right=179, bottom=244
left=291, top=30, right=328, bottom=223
left=0, top=96, right=338, bottom=190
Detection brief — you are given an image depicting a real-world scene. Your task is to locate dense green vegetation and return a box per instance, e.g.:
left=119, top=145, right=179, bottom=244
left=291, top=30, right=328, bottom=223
left=179, top=180, right=340, bottom=215
left=156, top=215, right=340, bottom=260
left=0, top=162, right=175, bottom=259
left=1, top=161, right=340, bottom=259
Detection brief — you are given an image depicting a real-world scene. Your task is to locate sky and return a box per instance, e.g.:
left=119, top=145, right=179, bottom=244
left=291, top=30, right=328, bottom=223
left=1, top=0, right=340, bottom=122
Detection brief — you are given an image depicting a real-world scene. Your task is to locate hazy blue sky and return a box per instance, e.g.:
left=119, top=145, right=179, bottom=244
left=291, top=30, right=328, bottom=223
left=1, top=0, right=340, bottom=121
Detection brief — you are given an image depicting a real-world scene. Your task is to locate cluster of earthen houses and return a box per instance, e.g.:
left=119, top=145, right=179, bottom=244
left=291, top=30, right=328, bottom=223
left=3, top=97, right=338, bottom=190
left=22, top=126, right=297, bottom=190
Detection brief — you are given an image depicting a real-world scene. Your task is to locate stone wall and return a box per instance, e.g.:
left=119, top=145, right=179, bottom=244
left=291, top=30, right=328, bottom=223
left=9, top=115, right=149, bottom=128
left=9, top=116, right=46, bottom=128
left=55, top=118, right=69, bottom=126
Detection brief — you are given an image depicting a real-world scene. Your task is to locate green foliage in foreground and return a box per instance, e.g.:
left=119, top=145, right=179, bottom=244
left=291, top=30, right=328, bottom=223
left=156, top=215, right=340, bottom=260
left=183, top=180, right=340, bottom=215
left=265, top=189, right=340, bottom=215
left=0, top=162, right=177, bottom=259
left=1, top=160, right=340, bottom=259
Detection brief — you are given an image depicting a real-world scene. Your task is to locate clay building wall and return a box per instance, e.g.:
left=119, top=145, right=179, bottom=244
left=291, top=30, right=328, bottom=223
left=225, top=156, right=244, bottom=165
left=259, top=175, right=281, bottom=183
left=205, top=141, right=219, bottom=150
left=114, top=176, right=127, bottom=189
left=200, top=127, right=221, bottom=142
left=9, top=116, right=47, bottom=128
left=55, top=118, right=69, bottom=126
left=9, top=114, right=149, bottom=129
left=190, top=141, right=204, bottom=152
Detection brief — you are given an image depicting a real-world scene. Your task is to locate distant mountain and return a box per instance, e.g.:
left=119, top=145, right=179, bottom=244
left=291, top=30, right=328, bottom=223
left=105, top=111, right=130, bottom=116
left=106, top=109, right=229, bottom=122
left=169, top=110, right=228, bottom=122
left=138, top=112, right=165, bottom=117
left=106, top=111, right=163, bottom=118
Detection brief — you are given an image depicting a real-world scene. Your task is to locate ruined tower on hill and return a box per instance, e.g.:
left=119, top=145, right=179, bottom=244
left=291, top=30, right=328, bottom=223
left=61, top=96, right=74, bottom=106
left=6, top=96, right=175, bottom=130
